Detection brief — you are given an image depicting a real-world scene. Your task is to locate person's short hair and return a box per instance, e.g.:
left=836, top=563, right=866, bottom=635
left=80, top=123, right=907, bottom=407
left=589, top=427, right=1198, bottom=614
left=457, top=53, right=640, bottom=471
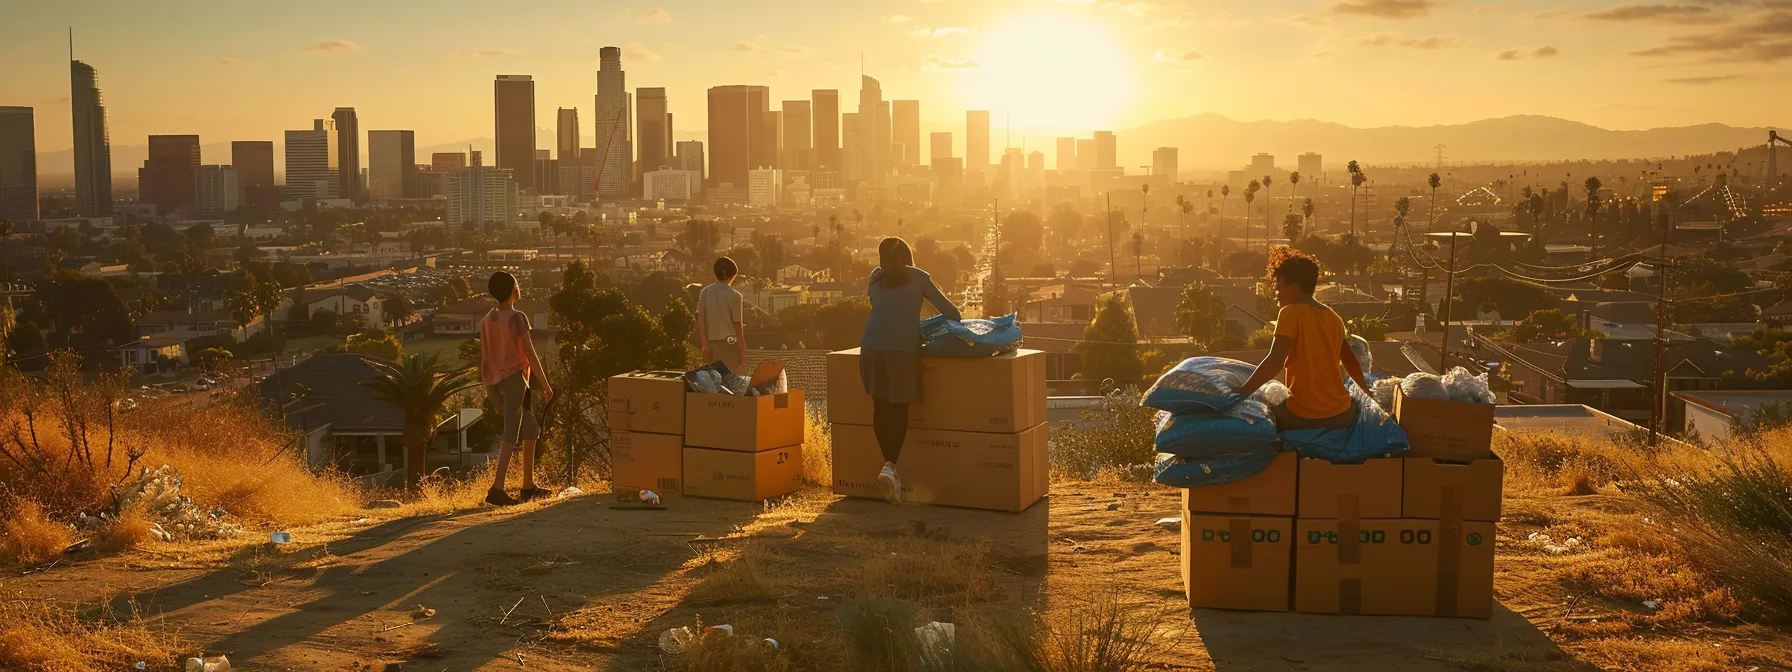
left=714, top=256, right=738, bottom=281
left=1267, top=247, right=1320, bottom=294
left=487, top=271, right=518, bottom=301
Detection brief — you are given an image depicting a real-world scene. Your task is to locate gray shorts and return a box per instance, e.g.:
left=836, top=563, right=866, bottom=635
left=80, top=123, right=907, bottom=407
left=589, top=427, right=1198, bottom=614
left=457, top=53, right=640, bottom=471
left=1272, top=398, right=1357, bottom=431
left=489, top=372, right=540, bottom=444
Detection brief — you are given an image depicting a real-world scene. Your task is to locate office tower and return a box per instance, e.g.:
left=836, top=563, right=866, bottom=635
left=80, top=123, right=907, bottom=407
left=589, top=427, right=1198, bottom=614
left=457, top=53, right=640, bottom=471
left=675, top=140, right=705, bottom=192
left=193, top=165, right=240, bottom=216
left=893, top=100, right=919, bottom=166
left=331, top=107, right=361, bottom=202
left=857, top=76, right=886, bottom=185
left=842, top=112, right=864, bottom=183
left=781, top=101, right=811, bottom=171
left=1251, top=153, right=1275, bottom=174
left=285, top=121, right=330, bottom=200
left=431, top=152, right=467, bottom=172
left=1056, top=137, right=1076, bottom=171
left=70, top=56, right=113, bottom=216
left=137, top=135, right=200, bottom=214
left=1027, top=151, right=1044, bottom=172
left=231, top=141, right=274, bottom=188
left=636, top=88, right=672, bottom=176
left=1153, top=147, right=1179, bottom=180
left=812, top=90, right=840, bottom=171
left=748, top=168, right=782, bottom=207
left=0, top=107, right=38, bottom=222
left=414, top=168, right=444, bottom=198
left=471, top=151, right=482, bottom=166
left=1298, top=152, right=1323, bottom=180
left=930, top=132, right=952, bottom=162
left=706, top=85, right=770, bottom=189
left=493, top=74, right=536, bottom=191
left=1093, top=131, right=1117, bottom=171
left=446, top=167, right=517, bottom=227
left=876, top=98, right=892, bottom=183
left=593, top=47, right=631, bottom=198
left=1076, top=139, right=1095, bottom=170
left=966, top=111, right=990, bottom=172
left=556, top=107, right=580, bottom=164
left=368, top=130, right=416, bottom=200
left=643, top=168, right=692, bottom=201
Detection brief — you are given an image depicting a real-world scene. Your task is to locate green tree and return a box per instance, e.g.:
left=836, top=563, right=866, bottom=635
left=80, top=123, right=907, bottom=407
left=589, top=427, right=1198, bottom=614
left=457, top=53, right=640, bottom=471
left=385, top=293, right=417, bottom=325
left=1346, top=315, right=1388, bottom=341
left=1002, top=210, right=1045, bottom=250
left=23, top=270, right=134, bottom=351
left=456, top=337, right=481, bottom=367
left=1513, top=308, right=1587, bottom=342
left=1348, top=161, right=1367, bottom=235
left=448, top=275, right=472, bottom=301
left=6, top=320, right=44, bottom=356
left=1281, top=213, right=1304, bottom=243
left=345, top=329, right=404, bottom=361
left=194, top=347, right=235, bottom=377
left=1075, top=295, right=1144, bottom=384
left=1173, top=283, right=1227, bottom=345
left=360, top=353, right=479, bottom=488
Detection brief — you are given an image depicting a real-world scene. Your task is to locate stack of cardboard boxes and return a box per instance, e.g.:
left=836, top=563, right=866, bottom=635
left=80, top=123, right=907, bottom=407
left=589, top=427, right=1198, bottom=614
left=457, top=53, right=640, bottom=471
left=1181, top=386, right=1503, bottom=618
left=827, top=348, right=1049, bottom=512
left=608, top=364, right=807, bottom=502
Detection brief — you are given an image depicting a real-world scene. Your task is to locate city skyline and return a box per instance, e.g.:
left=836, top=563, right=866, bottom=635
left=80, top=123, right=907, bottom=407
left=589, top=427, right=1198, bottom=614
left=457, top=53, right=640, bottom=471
left=6, top=0, right=1790, bottom=166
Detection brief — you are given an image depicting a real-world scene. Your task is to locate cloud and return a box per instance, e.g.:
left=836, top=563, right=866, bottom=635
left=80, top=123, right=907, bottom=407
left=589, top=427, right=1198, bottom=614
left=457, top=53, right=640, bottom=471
left=732, top=41, right=760, bottom=53
left=781, top=45, right=811, bottom=55
left=922, top=55, right=981, bottom=70
left=305, top=39, right=360, bottom=53
left=1151, top=48, right=1205, bottom=61
left=454, top=48, right=519, bottom=58
left=1324, top=0, right=1440, bottom=19
left=639, top=8, right=671, bottom=22
left=1582, top=4, right=1729, bottom=23
left=909, top=26, right=970, bottom=37
left=41, top=96, right=70, bottom=106
left=625, top=42, right=664, bottom=64
left=1631, top=9, right=1792, bottom=62
left=1349, top=33, right=1470, bottom=48
left=1496, top=44, right=1561, bottom=59
left=886, top=14, right=914, bottom=23
left=217, top=58, right=246, bottom=65
left=1664, top=73, right=1745, bottom=82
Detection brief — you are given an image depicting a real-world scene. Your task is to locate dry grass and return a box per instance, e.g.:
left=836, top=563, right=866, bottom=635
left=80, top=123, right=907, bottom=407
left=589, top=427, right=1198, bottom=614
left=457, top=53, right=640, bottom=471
left=687, top=551, right=784, bottom=606
left=847, top=535, right=1002, bottom=603
left=0, top=500, right=74, bottom=566
left=1047, top=389, right=1156, bottom=482
left=93, top=503, right=156, bottom=555
left=0, top=597, right=190, bottom=672
left=803, top=406, right=833, bottom=486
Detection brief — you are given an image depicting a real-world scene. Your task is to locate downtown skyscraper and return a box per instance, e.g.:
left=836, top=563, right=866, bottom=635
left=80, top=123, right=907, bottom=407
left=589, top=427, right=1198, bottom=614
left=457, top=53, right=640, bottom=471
left=706, top=85, right=770, bottom=190
left=139, top=135, right=200, bottom=215
left=594, top=47, right=632, bottom=199
left=70, top=55, right=112, bottom=216
left=331, top=107, right=361, bottom=202
left=892, top=100, right=919, bottom=166
left=284, top=120, right=331, bottom=200
left=0, top=107, right=38, bottom=222
left=494, top=75, right=536, bottom=192
left=966, top=110, right=990, bottom=173
left=811, top=90, right=840, bottom=172
left=855, top=75, right=886, bottom=186
left=637, top=87, right=672, bottom=174
left=368, top=130, right=416, bottom=200
left=780, top=100, right=811, bottom=171
left=556, top=107, right=580, bottom=163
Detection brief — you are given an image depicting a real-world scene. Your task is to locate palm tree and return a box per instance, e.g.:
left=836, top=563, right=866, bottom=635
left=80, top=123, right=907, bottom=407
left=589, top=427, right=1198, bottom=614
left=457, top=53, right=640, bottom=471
left=1393, top=196, right=1413, bottom=284
left=1262, top=174, right=1274, bottom=223
left=1584, top=176, right=1603, bottom=259
left=1219, top=185, right=1231, bottom=230
left=1244, top=180, right=1261, bottom=258
left=1301, top=198, right=1315, bottom=238
left=1427, top=173, right=1442, bottom=232
left=1289, top=171, right=1302, bottom=214
left=361, top=353, right=480, bottom=489
left=1347, top=161, right=1365, bottom=235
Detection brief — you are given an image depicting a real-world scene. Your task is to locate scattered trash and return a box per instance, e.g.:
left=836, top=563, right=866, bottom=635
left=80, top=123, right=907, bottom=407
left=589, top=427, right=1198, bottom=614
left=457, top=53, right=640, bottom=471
left=364, top=499, right=402, bottom=509
left=556, top=486, right=584, bottom=499
left=639, top=490, right=662, bottom=506
left=113, top=465, right=244, bottom=540
left=1528, top=532, right=1582, bottom=555
left=1154, top=517, right=1182, bottom=532
left=1643, top=600, right=1661, bottom=611
left=269, top=531, right=292, bottom=544
left=410, top=605, right=436, bottom=620
left=148, top=522, right=172, bottom=542
left=762, top=637, right=782, bottom=651
left=915, top=622, right=956, bottom=658
left=185, top=655, right=231, bottom=672
left=1442, top=367, right=1498, bottom=404
left=659, top=624, right=741, bottom=653
left=135, top=663, right=146, bottom=671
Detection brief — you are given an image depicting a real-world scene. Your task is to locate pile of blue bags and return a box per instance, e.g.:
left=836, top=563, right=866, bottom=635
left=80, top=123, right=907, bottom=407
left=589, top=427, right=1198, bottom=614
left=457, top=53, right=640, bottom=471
left=1143, top=355, right=1409, bottom=488
left=920, top=313, right=1022, bottom=357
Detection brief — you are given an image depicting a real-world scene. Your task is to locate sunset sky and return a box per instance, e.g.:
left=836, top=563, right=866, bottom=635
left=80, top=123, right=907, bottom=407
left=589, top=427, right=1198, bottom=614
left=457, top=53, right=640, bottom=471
left=3, top=0, right=1788, bottom=155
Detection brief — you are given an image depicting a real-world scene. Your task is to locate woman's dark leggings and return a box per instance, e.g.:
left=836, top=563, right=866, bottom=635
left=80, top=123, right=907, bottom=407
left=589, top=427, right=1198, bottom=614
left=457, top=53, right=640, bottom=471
left=872, top=398, right=910, bottom=464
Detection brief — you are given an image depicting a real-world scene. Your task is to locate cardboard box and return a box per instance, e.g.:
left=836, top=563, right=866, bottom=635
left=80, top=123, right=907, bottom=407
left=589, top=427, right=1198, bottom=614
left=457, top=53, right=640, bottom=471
left=1404, top=457, right=1504, bottom=523
left=827, top=349, right=1047, bottom=433
left=1296, top=458, right=1403, bottom=519
left=1182, top=452, right=1298, bottom=516
left=1295, top=518, right=1440, bottom=616
left=681, top=444, right=804, bottom=501
left=1435, top=520, right=1496, bottom=619
left=1181, top=514, right=1293, bottom=612
left=607, top=371, right=689, bottom=436
left=683, top=390, right=805, bottom=452
left=831, top=423, right=1048, bottom=512
left=1392, top=386, right=1496, bottom=462
left=611, top=431, right=683, bottom=495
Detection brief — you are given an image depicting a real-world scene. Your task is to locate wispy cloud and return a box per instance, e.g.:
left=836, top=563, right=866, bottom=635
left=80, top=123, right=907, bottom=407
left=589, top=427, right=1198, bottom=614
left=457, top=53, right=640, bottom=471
left=1350, top=33, right=1470, bottom=48
left=781, top=45, right=811, bottom=55
left=1631, top=9, right=1792, bottom=62
left=1664, top=73, right=1745, bottom=83
left=732, top=41, right=760, bottom=53
left=1325, top=0, right=1441, bottom=19
left=1582, top=4, right=1729, bottom=23
left=1151, top=48, right=1205, bottom=61
left=625, top=42, right=664, bottom=64
left=922, top=55, right=980, bottom=70
left=454, top=48, right=518, bottom=58
left=886, top=14, right=914, bottom=23
left=909, top=26, right=970, bottom=37
left=639, top=8, right=671, bottom=22
left=217, top=57, right=248, bottom=66
left=305, top=39, right=361, bottom=53
left=1496, top=44, right=1561, bottom=59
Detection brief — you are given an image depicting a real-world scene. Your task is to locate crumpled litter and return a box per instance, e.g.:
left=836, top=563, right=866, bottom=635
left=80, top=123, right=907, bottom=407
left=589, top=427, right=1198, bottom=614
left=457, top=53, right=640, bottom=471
left=1348, top=334, right=1373, bottom=373
left=98, top=465, right=243, bottom=541
left=1443, top=366, right=1497, bottom=404
left=1401, top=373, right=1450, bottom=400
left=1528, top=532, right=1582, bottom=555
left=1372, top=377, right=1401, bottom=412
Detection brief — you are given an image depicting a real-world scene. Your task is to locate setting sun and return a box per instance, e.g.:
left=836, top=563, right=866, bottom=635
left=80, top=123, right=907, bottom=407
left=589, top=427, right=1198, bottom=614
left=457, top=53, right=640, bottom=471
left=957, top=14, right=1134, bottom=131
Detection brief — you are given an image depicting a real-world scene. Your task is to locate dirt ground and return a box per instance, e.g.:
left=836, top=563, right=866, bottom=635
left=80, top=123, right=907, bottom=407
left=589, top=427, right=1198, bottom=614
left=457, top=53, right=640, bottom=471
left=6, top=482, right=1789, bottom=671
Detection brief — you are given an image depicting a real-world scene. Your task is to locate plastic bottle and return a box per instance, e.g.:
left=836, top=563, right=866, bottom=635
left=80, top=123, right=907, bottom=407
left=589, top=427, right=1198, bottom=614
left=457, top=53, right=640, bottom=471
left=640, top=490, right=661, bottom=506
left=658, top=626, right=694, bottom=653
left=269, top=531, right=291, bottom=544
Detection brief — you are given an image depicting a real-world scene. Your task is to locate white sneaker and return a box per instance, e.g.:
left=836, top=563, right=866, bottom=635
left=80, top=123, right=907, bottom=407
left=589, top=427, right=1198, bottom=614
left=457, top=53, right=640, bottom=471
left=877, top=464, right=903, bottom=505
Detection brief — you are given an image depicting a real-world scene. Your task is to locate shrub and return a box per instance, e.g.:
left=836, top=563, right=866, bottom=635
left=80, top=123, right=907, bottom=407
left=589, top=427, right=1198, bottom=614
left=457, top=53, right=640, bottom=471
left=1048, top=389, right=1157, bottom=481
left=0, top=501, right=73, bottom=566
left=0, top=597, right=189, bottom=672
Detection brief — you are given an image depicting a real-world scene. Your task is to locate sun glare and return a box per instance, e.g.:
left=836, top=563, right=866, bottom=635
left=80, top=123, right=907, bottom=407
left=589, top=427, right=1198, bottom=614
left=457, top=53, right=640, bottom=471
left=957, top=14, right=1133, bottom=131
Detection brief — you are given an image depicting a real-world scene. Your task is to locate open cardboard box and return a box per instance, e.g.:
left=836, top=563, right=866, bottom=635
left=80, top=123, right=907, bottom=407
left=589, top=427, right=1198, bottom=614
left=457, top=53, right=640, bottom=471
left=1392, top=386, right=1495, bottom=462
left=683, top=361, right=805, bottom=452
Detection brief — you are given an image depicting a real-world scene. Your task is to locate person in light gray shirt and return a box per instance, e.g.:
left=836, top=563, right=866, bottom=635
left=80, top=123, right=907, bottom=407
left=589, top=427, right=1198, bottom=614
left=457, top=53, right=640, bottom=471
left=697, top=256, right=747, bottom=373
left=858, top=237, right=961, bottom=504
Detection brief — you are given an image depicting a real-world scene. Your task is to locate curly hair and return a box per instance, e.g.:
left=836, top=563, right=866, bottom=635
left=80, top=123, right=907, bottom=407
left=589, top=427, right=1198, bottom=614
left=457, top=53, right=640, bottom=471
left=1266, top=246, right=1320, bottom=294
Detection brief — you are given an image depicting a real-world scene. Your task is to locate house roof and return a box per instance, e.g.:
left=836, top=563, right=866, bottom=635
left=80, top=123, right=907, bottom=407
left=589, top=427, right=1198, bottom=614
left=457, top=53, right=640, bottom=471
left=1106, top=285, right=1185, bottom=340
left=258, top=353, right=404, bottom=433
left=137, top=310, right=241, bottom=327
left=1565, top=337, right=1768, bottom=383
left=1765, top=301, right=1792, bottom=318
left=1590, top=301, right=1657, bottom=325
left=301, top=284, right=380, bottom=305
left=1672, top=390, right=1792, bottom=420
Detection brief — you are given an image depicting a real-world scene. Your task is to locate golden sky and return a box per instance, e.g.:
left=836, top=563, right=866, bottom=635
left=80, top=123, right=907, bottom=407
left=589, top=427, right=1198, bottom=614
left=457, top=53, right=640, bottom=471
left=4, top=0, right=1788, bottom=154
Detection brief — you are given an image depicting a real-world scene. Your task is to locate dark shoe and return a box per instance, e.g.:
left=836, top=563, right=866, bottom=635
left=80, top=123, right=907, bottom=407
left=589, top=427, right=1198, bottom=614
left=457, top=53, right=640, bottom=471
left=518, top=487, right=552, bottom=502
left=485, top=489, right=519, bottom=506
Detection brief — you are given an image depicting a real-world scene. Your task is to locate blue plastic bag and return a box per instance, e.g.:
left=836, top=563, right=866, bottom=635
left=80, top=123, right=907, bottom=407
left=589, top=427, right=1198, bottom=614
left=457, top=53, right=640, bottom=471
left=1141, top=357, right=1257, bottom=414
left=920, top=313, right=1022, bottom=357
left=1152, top=399, right=1277, bottom=458
left=1280, top=380, right=1411, bottom=464
left=1153, top=444, right=1279, bottom=488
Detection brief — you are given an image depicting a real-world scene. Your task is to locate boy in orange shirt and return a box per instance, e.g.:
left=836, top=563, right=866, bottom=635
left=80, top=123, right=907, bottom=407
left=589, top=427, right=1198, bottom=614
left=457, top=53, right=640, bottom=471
left=1237, top=249, right=1370, bottom=430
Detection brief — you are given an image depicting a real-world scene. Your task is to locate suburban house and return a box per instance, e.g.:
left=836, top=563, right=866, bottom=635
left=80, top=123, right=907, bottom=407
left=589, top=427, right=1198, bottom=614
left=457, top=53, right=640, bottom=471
left=1672, top=390, right=1792, bottom=444
left=776, top=264, right=820, bottom=283
left=136, top=310, right=265, bottom=343
left=431, top=297, right=551, bottom=336
left=259, top=353, right=488, bottom=486
left=1021, top=282, right=1102, bottom=324
left=1484, top=333, right=1768, bottom=429
left=298, top=284, right=386, bottom=329
left=114, top=336, right=188, bottom=373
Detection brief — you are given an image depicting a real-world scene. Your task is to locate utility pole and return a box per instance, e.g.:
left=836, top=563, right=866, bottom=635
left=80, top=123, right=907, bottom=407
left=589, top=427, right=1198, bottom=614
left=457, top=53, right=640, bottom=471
left=1439, top=224, right=1461, bottom=372
left=1106, top=192, right=1117, bottom=290
left=1650, top=207, right=1673, bottom=443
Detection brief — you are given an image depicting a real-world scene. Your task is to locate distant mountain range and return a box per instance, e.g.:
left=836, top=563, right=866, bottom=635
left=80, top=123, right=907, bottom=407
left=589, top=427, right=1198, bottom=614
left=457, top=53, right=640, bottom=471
left=31, top=115, right=1779, bottom=185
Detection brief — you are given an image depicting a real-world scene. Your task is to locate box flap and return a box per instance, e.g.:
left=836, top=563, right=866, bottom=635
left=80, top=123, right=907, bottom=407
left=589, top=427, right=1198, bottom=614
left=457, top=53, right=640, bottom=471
left=750, top=361, right=786, bottom=388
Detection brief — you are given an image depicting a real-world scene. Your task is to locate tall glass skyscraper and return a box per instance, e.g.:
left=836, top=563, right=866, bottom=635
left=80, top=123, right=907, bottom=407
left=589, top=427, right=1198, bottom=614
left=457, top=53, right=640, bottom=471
left=70, top=58, right=113, bottom=216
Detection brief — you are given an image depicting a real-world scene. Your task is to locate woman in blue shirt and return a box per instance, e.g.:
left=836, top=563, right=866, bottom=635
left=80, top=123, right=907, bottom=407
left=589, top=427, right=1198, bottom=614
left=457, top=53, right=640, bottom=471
left=860, top=237, right=962, bottom=504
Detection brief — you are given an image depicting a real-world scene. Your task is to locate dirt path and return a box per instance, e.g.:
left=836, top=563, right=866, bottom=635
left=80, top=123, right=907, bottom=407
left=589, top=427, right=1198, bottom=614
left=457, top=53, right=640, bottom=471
left=7, top=483, right=1592, bottom=671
